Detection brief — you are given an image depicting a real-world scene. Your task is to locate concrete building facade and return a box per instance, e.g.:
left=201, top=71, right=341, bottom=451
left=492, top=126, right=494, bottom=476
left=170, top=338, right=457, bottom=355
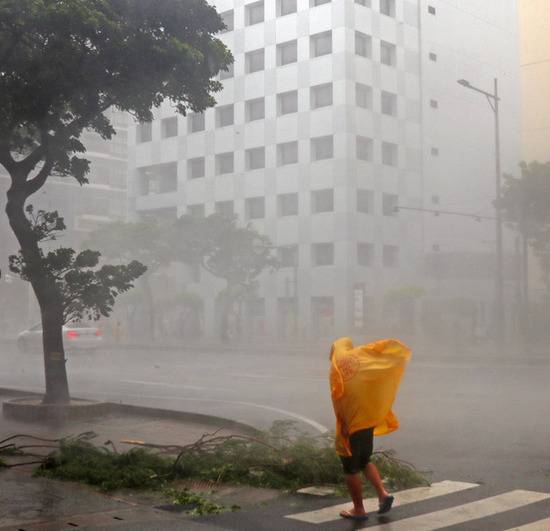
left=128, top=0, right=521, bottom=341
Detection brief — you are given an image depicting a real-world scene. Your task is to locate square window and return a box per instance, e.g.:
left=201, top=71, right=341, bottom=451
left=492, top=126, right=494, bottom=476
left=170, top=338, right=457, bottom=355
left=137, top=122, right=152, bottom=143
left=356, top=83, right=373, bottom=109
left=279, top=245, right=298, bottom=267
left=357, top=189, right=374, bottom=214
left=278, top=0, right=297, bottom=16
left=246, top=197, right=265, bottom=219
left=381, top=41, right=397, bottom=66
left=311, top=0, right=331, bottom=5
left=278, top=193, right=299, bottom=216
left=245, top=97, right=265, bottom=122
left=215, top=200, right=234, bottom=218
left=246, top=146, right=265, bottom=170
left=246, top=1, right=264, bottom=26
left=311, top=83, right=333, bottom=109
left=356, top=136, right=373, bottom=161
left=216, top=152, right=234, bottom=175
left=220, top=62, right=234, bottom=80
left=381, top=91, right=398, bottom=116
left=246, top=49, right=265, bottom=73
left=188, top=113, right=205, bottom=133
left=428, top=5, right=436, bottom=15
left=383, top=245, right=399, bottom=267
left=312, top=243, right=334, bottom=266
left=161, top=117, right=178, bottom=139
left=277, top=90, right=298, bottom=115
left=431, top=195, right=440, bottom=204
left=431, top=147, right=440, bottom=156
left=277, top=40, right=298, bottom=66
left=277, top=141, right=298, bottom=166
left=216, top=104, right=234, bottom=127
left=382, top=142, right=398, bottom=166
left=310, top=31, right=332, bottom=58
left=188, top=157, right=205, bottom=179
left=380, top=0, right=396, bottom=17
left=430, top=99, right=439, bottom=108
left=429, top=52, right=437, bottom=62
left=383, top=193, right=398, bottom=216
left=312, top=189, right=334, bottom=213
left=187, top=204, right=205, bottom=218
left=311, top=135, right=334, bottom=161
left=355, top=32, right=372, bottom=58
left=220, top=10, right=234, bottom=32
left=357, top=242, right=374, bottom=266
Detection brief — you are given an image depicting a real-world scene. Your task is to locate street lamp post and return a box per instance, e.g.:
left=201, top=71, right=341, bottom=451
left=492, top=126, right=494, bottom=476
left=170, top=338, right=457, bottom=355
left=457, top=78, right=504, bottom=350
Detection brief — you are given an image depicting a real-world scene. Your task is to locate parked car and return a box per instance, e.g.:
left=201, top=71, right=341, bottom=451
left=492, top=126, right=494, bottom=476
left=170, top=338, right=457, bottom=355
left=16, top=322, right=103, bottom=353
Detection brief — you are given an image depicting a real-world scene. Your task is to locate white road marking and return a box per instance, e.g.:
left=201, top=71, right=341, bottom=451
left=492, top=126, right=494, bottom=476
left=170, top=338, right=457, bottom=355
left=506, top=517, right=550, bottom=530
left=368, top=490, right=550, bottom=530
left=286, top=480, right=479, bottom=524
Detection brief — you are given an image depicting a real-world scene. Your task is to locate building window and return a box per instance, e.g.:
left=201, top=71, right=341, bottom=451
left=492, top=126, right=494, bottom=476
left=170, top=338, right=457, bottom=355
left=246, top=197, right=265, bottom=220
left=161, top=117, right=178, bottom=139
left=356, top=83, right=373, bottom=109
left=277, top=40, right=298, bottom=66
left=278, top=193, right=299, bottom=216
left=246, top=1, right=264, bottom=26
left=215, top=201, right=234, bottom=218
left=246, top=49, right=265, bottom=73
left=311, top=83, right=333, bottom=109
left=355, top=31, right=372, bottom=58
left=430, top=99, right=439, bottom=109
left=311, top=0, right=331, bottom=5
left=310, top=31, right=332, bottom=58
left=220, top=10, right=234, bottom=32
left=383, top=245, right=399, bottom=267
left=355, top=0, right=371, bottom=5
left=381, top=91, right=398, bottom=116
left=428, top=5, right=436, bottom=15
left=431, top=147, right=440, bottom=156
left=312, top=189, right=334, bottom=213
left=357, top=189, right=374, bottom=214
left=382, top=141, right=398, bottom=166
left=188, top=113, right=205, bottom=133
left=382, top=193, right=398, bottom=216
left=312, top=243, right=334, bottom=266
left=187, top=204, right=205, bottom=218
left=188, top=157, right=205, bottom=179
left=357, top=243, right=374, bottom=266
left=279, top=245, right=298, bottom=267
left=311, top=135, right=334, bottom=161
left=429, top=52, right=437, bottom=62
left=220, top=62, right=234, bottom=80
left=431, top=195, right=440, bottom=205
left=277, top=90, right=298, bottom=115
left=136, top=122, right=152, bottom=143
left=356, top=136, right=373, bottom=161
left=216, top=152, right=234, bottom=175
left=277, top=141, right=299, bottom=166
left=246, top=146, right=265, bottom=170
left=381, top=41, right=397, bottom=66
left=380, top=0, right=395, bottom=17
left=245, top=97, right=265, bottom=122
left=277, top=0, right=297, bottom=16
left=216, top=104, right=234, bottom=127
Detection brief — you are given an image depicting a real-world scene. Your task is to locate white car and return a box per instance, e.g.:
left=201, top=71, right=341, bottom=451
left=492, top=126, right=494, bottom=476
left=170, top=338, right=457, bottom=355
left=17, top=322, right=103, bottom=353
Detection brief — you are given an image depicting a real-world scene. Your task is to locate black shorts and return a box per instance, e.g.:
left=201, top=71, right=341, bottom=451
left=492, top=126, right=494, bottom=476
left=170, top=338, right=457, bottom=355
left=339, top=427, right=374, bottom=475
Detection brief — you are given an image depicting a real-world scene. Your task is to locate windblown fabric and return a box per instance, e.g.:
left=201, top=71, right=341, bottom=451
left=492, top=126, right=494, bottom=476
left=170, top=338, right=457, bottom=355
left=330, top=337, right=411, bottom=456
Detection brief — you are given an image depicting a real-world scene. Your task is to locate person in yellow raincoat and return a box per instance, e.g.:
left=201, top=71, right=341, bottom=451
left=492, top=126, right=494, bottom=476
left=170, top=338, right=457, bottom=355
left=329, top=337, right=411, bottom=521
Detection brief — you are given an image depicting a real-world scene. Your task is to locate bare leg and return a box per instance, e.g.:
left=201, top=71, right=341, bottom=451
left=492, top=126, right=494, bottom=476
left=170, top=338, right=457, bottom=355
left=340, top=473, right=367, bottom=518
left=364, top=462, right=390, bottom=502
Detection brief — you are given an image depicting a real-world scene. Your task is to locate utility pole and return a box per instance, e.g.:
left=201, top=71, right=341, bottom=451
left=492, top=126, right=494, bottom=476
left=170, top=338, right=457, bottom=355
left=457, top=77, right=505, bottom=350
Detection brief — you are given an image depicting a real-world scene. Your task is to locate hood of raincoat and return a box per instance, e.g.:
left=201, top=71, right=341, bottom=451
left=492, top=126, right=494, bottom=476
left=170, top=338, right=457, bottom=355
left=329, top=337, right=411, bottom=456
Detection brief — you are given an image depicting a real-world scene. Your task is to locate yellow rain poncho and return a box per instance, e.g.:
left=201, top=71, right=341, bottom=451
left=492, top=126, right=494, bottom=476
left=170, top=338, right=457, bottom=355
left=330, top=337, right=411, bottom=456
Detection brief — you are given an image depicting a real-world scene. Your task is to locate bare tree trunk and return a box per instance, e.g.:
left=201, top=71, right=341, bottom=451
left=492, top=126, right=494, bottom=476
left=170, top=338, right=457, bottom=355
left=6, top=182, right=70, bottom=404
left=141, top=275, right=156, bottom=341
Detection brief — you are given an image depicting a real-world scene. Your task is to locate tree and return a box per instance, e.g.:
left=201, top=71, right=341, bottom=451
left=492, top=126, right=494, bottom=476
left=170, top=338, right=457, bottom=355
left=0, top=0, right=232, bottom=403
left=85, top=218, right=173, bottom=340
left=174, top=214, right=279, bottom=339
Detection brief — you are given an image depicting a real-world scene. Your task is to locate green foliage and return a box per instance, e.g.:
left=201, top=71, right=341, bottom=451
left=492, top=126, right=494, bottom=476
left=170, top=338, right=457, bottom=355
left=385, top=285, right=425, bottom=302
left=164, top=488, right=225, bottom=516
left=9, top=208, right=147, bottom=322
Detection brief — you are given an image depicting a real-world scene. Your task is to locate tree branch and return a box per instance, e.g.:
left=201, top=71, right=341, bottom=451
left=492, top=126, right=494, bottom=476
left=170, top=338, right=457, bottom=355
left=25, top=159, right=55, bottom=197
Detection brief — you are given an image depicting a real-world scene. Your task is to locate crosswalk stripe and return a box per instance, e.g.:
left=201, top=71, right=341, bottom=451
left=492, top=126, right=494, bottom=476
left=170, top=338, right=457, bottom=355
left=506, top=516, right=550, bottom=530
left=285, top=480, right=478, bottom=524
left=367, top=490, right=550, bottom=530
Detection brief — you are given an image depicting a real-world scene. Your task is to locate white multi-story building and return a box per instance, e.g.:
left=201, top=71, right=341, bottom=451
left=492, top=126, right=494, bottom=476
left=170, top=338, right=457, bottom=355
left=128, top=0, right=520, bottom=341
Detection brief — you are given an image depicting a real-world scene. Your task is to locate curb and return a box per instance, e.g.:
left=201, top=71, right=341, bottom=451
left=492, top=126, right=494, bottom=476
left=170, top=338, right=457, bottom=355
left=0, top=387, right=259, bottom=436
